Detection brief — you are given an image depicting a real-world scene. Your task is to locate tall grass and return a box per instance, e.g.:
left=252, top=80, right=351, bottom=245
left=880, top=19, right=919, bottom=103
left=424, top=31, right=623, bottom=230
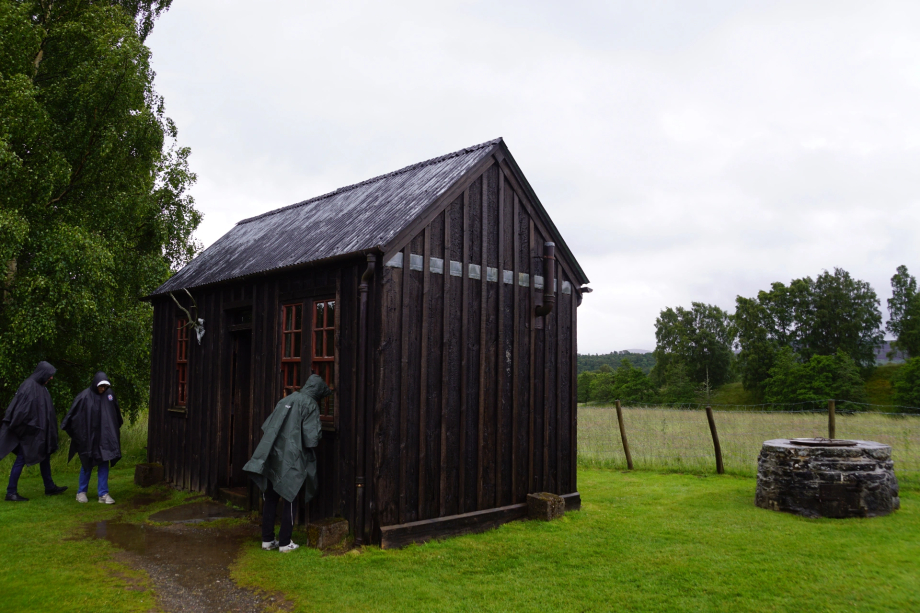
left=0, top=410, right=148, bottom=479
left=579, top=405, right=920, bottom=490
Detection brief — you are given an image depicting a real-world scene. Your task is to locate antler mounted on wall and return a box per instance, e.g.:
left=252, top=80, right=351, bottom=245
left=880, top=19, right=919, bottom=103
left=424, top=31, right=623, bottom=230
left=170, top=289, right=205, bottom=344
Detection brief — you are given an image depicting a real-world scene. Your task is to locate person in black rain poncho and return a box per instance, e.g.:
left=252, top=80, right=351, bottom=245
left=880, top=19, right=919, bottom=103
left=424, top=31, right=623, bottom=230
left=61, top=372, right=123, bottom=504
left=0, top=361, right=68, bottom=501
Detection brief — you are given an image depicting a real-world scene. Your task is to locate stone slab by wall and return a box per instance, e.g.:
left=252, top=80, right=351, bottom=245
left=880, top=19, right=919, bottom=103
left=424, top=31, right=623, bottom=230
left=527, top=492, right=565, bottom=521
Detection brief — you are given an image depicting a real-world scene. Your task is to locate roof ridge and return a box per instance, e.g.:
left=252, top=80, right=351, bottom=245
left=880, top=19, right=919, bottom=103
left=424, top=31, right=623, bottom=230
left=237, top=137, right=503, bottom=225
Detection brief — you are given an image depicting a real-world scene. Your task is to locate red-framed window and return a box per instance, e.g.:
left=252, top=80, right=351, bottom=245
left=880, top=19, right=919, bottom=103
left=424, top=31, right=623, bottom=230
left=312, top=298, right=335, bottom=421
left=281, top=303, right=303, bottom=397
left=176, top=318, right=189, bottom=406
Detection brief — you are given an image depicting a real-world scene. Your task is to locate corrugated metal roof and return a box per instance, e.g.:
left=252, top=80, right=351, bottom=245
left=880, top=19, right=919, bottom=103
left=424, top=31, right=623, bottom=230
left=151, top=138, right=502, bottom=296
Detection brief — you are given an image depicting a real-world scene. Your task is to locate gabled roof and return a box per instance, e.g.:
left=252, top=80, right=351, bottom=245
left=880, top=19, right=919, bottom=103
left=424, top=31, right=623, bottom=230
left=151, top=137, right=587, bottom=297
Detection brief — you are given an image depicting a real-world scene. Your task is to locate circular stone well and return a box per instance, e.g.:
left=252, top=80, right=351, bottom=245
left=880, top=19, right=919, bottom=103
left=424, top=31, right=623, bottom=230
left=755, top=438, right=900, bottom=518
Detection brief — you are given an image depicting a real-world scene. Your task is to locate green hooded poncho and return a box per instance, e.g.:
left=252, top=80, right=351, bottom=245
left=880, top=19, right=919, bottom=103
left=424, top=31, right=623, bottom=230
left=243, top=374, right=332, bottom=503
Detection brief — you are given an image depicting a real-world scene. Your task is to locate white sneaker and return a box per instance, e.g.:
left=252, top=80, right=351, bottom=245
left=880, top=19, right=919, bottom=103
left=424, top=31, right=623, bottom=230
left=279, top=541, right=299, bottom=553
left=98, top=493, right=115, bottom=504
left=262, top=540, right=279, bottom=551
left=76, top=492, right=88, bottom=503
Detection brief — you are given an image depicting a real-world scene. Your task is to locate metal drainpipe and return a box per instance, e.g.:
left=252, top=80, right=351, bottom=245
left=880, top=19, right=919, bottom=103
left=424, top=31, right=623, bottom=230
left=535, top=242, right=556, bottom=317
left=354, top=253, right=375, bottom=545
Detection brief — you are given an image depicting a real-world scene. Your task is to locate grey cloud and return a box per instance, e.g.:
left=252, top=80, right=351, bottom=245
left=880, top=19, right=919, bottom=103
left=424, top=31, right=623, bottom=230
left=147, top=0, right=920, bottom=352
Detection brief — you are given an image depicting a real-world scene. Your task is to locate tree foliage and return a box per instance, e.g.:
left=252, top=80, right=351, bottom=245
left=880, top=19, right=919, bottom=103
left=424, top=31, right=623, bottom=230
left=652, top=302, right=734, bottom=389
left=763, top=348, right=866, bottom=405
left=577, top=351, right=655, bottom=374
left=887, top=266, right=920, bottom=359
left=577, top=360, right=657, bottom=404
left=891, top=357, right=920, bottom=410
left=735, top=268, right=883, bottom=393
left=0, top=0, right=200, bottom=417
left=657, top=362, right=697, bottom=404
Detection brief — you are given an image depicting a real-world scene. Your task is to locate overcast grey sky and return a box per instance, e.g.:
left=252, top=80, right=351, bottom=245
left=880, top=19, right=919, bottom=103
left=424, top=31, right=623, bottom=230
left=147, top=0, right=920, bottom=353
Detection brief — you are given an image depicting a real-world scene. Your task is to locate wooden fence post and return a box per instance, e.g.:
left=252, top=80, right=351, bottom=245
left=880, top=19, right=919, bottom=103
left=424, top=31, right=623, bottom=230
left=828, top=399, right=836, bottom=439
left=705, top=405, right=724, bottom=474
left=615, top=399, right=633, bottom=470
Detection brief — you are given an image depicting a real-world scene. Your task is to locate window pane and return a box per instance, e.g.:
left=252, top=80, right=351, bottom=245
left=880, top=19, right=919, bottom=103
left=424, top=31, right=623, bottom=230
left=329, top=361, right=335, bottom=388
left=283, top=334, right=291, bottom=358
left=284, top=306, right=292, bottom=331
left=326, top=301, right=335, bottom=328
left=315, top=302, right=324, bottom=329
left=326, top=330, right=335, bottom=357
left=294, top=304, right=302, bottom=331
left=293, top=332, right=301, bottom=358
left=315, top=331, right=323, bottom=357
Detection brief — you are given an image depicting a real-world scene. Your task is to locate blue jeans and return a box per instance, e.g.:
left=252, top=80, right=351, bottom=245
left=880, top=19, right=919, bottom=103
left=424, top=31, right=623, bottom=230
left=78, top=461, right=109, bottom=497
left=7, top=453, right=54, bottom=496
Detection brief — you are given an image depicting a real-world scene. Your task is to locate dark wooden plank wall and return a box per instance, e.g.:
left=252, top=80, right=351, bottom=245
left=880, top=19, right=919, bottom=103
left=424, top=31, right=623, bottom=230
left=149, top=259, right=364, bottom=528
left=373, top=161, right=578, bottom=529
left=149, top=286, right=226, bottom=495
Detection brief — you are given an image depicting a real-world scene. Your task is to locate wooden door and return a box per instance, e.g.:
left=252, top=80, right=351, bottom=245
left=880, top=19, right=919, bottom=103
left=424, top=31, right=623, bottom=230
left=228, top=329, right=252, bottom=486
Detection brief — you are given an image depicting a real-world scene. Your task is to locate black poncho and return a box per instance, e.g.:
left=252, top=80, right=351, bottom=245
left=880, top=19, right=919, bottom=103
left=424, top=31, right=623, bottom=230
left=0, top=361, right=59, bottom=466
left=61, top=371, right=123, bottom=468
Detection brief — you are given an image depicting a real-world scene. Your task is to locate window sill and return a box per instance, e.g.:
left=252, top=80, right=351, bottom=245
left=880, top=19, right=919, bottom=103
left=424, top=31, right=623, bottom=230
left=321, top=421, right=336, bottom=433
left=168, top=406, right=188, bottom=417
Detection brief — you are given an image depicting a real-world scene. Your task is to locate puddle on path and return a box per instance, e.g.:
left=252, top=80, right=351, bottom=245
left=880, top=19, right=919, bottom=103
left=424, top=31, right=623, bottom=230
left=85, top=518, right=275, bottom=612
left=148, top=501, right=247, bottom=524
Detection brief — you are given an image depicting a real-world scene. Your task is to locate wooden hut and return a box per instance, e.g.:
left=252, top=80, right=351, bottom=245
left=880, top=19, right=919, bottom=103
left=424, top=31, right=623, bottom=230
left=146, top=138, right=590, bottom=547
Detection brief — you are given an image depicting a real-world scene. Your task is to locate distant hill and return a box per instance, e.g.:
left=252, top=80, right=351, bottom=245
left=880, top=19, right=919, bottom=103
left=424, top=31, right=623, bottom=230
left=577, top=351, right=656, bottom=374
left=875, top=341, right=907, bottom=364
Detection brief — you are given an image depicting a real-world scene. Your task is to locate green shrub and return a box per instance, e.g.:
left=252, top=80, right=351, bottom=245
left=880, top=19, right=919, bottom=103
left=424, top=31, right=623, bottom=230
left=892, top=358, right=920, bottom=410
left=764, top=348, right=866, bottom=404
left=580, top=360, right=658, bottom=404
left=657, top=362, right=697, bottom=403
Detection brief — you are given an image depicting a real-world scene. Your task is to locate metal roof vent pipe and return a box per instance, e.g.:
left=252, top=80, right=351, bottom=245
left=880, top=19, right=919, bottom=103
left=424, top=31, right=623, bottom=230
left=535, top=242, right=556, bottom=317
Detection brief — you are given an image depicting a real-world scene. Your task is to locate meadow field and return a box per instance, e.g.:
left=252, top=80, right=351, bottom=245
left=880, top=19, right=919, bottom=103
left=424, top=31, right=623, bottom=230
left=1, top=408, right=918, bottom=611
left=579, top=404, right=920, bottom=489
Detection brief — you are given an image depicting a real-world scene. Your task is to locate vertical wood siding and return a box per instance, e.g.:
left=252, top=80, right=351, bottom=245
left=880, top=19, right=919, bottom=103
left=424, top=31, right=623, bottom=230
left=373, top=161, right=579, bottom=527
left=148, top=160, right=580, bottom=543
left=149, top=260, right=364, bottom=527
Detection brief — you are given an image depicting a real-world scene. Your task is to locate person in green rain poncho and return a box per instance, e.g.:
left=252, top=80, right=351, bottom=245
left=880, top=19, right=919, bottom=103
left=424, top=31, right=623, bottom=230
left=243, top=373, right=331, bottom=552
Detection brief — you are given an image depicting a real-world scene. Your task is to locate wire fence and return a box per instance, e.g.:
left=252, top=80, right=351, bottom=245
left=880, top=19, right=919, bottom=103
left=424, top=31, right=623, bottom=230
left=578, top=400, right=920, bottom=490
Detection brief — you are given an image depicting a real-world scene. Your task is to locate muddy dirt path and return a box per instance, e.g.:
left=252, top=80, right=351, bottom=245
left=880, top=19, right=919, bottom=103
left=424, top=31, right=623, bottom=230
left=84, top=501, right=285, bottom=613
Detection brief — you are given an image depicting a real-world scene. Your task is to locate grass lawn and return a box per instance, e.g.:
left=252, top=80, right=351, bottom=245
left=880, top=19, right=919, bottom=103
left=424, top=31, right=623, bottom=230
left=708, top=382, right=761, bottom=405
left=2, top=406, right=918, bottom=612
left=0, top=466, right=199, bottom=613
left=232, top=469, right=920, bottom=613
left=0, top=413, right=201, bottom=613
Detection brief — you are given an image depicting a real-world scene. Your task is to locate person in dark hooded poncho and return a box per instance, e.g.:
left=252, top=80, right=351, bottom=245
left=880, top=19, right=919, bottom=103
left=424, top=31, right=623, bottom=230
left=61, top=372, right=123, bottom=504
left=0, top=361, right=68, bottom=501
left=243, top=373, right=331, bottom=552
